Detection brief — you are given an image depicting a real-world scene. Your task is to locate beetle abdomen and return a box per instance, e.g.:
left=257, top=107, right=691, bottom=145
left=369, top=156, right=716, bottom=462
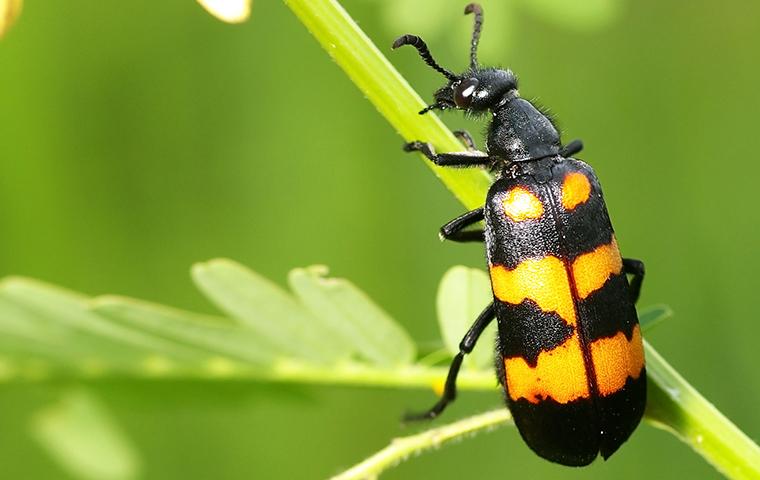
left=485, top=157, right=646, bottom=466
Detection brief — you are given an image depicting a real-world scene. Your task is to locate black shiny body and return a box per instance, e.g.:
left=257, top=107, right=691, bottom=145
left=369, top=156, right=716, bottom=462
left=488, top=96, right=561, bottom=162
left=485, top=157, right=609, bottom=268
left=393, top=2, right=647, bottom=467
left=486, top=157, right=645, bottom=465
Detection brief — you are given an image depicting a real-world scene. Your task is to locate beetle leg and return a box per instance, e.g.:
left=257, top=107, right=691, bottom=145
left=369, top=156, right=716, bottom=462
left=453, top=130, right=478, bottom=151
left=404, top=302, right=497, bottom=422
left=444, top=230, right=484, bottom=242
left=560, top=139, right=584, bottom=157
left=404, top=141, right=494, bottom=168
left=623, top=258, right=645, bottom=304
left=440, top=208, right=484, bottom=243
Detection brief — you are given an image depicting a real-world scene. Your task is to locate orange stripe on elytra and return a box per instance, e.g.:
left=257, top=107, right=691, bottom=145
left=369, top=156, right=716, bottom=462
left=571, top=237, right=623, bottom=299
left=505, top=334, right=590, bottom=404
left=561, top=172, right=592, bottom=210
left=502, top=187, right=544, bottom=222
left=490, top=257, right=576, bottom=326
left=590, top=325, right=645, bottom=396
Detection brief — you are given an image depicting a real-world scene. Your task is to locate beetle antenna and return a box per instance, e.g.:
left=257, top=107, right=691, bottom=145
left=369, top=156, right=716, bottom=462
left=464, top=3, right=483, bottom=69
left=419, top=101, right=450, bottom=115
left=392, top=34, right=457, bottom=81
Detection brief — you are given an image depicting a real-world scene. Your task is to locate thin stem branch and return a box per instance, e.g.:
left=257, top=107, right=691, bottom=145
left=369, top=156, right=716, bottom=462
left=330, top=409, right=512, bottom=480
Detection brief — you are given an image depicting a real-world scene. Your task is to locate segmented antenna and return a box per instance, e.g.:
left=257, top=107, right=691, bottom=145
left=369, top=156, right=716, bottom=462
left=392, top=34, right=457, bottom=81
left=464, top=3, right=483, bottom=69
left=419, top=101, right=449, bottom=115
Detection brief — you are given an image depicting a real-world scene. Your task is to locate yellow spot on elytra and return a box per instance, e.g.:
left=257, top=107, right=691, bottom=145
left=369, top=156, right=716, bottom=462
left=590, top=325, right=645, bottom=396
left=571, top=238, right=623, bottom=299
left=490, top=257, right=576, bottom=326
left=561, top=172, right=592, bottom=210
left=505, top=334, right=589, bottom=404
left=503, top=187, right=544, bottom=222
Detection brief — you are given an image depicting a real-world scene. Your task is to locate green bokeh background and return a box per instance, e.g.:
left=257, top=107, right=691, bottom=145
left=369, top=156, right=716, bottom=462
left=1, top=0, right=759, bottom=478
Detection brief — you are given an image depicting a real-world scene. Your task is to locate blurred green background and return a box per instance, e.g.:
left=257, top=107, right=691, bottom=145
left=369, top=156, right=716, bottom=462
left=1, top=0, right=759, bottom=478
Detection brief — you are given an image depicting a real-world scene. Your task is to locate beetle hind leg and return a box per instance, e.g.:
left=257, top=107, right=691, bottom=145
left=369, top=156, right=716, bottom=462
left=444, top=230, right=484, bottom=242
left=403, top=302, right=496, bottom=422
left=623, top=258, right=645, bottom=304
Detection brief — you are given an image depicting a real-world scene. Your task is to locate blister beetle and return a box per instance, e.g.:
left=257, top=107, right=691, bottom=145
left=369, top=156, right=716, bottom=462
left=393, top=3, right=646, bottom=466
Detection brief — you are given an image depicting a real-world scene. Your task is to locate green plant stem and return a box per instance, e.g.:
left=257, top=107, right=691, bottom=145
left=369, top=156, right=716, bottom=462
left=0, top=358, right=496, bottom=389
left=283, top=0, right=491, bottom=210
left=330, top=409, right=512, bottom=480
left=644, top=344, right=760, bottom=480
left=282, top=0, right=760, bottom=478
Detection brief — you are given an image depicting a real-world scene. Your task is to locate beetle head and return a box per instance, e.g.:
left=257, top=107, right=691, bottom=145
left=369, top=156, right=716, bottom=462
left=392, top=3, right=518, bottom=115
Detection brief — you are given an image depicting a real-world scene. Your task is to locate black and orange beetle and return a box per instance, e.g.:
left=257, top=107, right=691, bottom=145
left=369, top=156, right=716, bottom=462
left=393, top=3, right=646, bottom=466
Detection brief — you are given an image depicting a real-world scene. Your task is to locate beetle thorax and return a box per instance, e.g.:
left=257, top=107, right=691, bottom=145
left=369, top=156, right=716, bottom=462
left=488, top=96, right=561, bottom=163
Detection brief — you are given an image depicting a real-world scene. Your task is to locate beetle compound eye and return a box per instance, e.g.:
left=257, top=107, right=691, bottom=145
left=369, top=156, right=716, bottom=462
left=454, top=78, right=480, bottom=108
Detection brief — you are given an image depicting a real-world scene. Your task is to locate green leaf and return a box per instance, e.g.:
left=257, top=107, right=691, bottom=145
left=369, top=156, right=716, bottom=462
left=31, top=390, right=141, bottom=480
left=192, top=259, right=346, bottom=364
left=92, top=296, right=276, bottom=366
left=436, top=266, right=495, bottom=370
left=288, top=266, right=416, bottom=366
left=0, top=278, right=187, bottom=373
left=0, top=292, right=81, bottom=363
left=0, top=262, right=490, bottom=388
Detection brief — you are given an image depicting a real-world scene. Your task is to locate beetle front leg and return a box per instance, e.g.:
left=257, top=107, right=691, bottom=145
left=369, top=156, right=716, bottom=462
left=404, top=141, right=495, bottom=168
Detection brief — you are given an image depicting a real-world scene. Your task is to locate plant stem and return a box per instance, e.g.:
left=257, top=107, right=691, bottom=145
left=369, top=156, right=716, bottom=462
left=644, top=343, right=760, bottom=480
left=330, top=409, right=512, bottom=480
left=283, top=0, right=491, bottom=210
left=0, top=358, right=496, bottom=390
left=282, top=0, right=760, bottom=478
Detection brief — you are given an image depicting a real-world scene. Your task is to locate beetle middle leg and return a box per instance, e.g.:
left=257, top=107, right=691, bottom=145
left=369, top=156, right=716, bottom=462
left=560, top=139, right=584, bottom=157
left=404, top=302, right=496, bottom=422
left=453, top=130, right=478, bottom=151
left=440, top=207, right=484, bottom=243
